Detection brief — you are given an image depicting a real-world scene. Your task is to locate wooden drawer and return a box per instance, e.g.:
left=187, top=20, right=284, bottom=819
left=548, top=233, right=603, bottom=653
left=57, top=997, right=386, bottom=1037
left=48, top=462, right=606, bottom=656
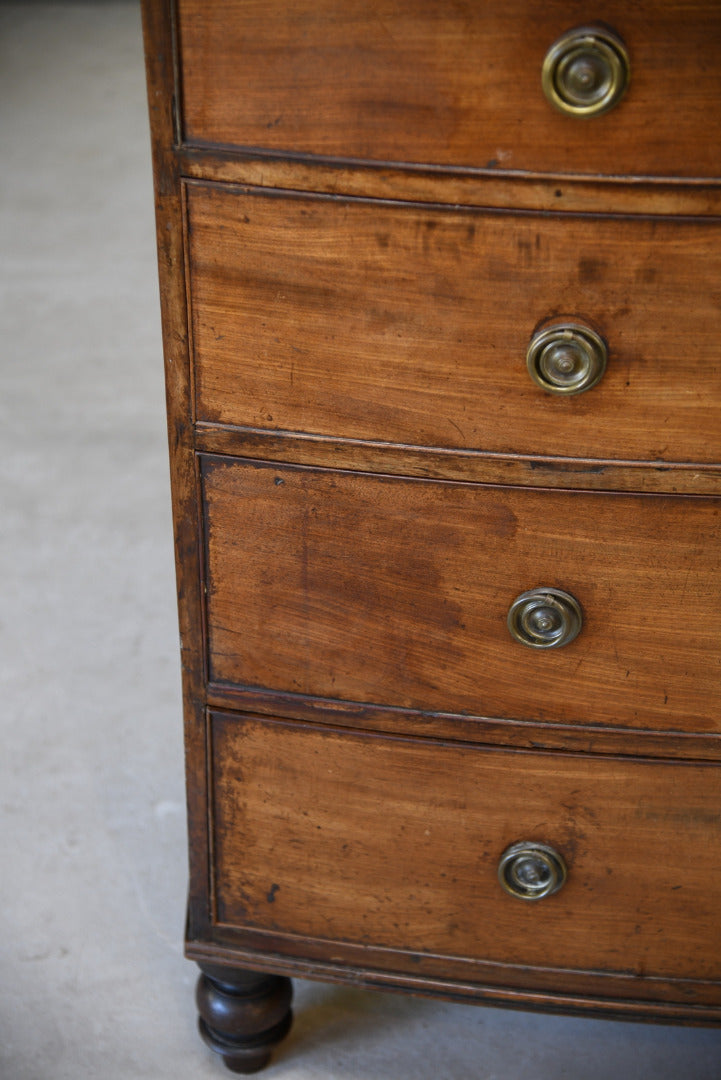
left=210, top=713, right=721, bottom=993
left=187, top=184, right=721, bottom=465
left=202, top=457, right=721, bottom=736
left=176, top=0, right=721, bottom=180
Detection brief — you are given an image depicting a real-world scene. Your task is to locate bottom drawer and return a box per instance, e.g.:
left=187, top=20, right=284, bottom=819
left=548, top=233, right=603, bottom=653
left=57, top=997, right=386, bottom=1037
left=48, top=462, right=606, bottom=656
left=209, top=713, right=721, bottom=995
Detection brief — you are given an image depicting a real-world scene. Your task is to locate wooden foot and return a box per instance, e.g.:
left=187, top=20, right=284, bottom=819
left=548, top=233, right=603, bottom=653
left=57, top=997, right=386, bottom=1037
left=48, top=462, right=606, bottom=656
left=196, top=963, right=293, bottom=1074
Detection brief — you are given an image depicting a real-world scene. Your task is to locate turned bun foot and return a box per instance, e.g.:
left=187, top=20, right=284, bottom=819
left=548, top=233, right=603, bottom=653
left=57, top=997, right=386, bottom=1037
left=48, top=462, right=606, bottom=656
left=196, top=963, right=293, bottom=1073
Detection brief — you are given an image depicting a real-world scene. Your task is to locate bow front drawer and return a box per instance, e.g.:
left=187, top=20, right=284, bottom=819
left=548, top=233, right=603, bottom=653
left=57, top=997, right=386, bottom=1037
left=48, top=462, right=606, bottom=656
left=176, top=0, right=721, bottom=180
left=209, top=712, right=721, bottom=999
left=187, top=184, right=721, bottom=466
left=201, top=457, right=721, bottom=736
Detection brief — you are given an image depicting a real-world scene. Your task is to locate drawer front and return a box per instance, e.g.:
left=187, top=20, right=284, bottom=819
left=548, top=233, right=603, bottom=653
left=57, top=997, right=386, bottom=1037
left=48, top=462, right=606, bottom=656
left=188, top=184, right=721, bottom=465
left=177, top=0, right=721, bottom=180
left=202, top=458, right=721, bottom=735
left=210, top=713, right=721, bottom=986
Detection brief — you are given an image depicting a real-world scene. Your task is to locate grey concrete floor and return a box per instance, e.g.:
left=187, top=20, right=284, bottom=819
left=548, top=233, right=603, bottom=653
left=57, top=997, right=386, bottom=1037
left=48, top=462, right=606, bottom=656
left=1, top=3, right=720, bottom=1078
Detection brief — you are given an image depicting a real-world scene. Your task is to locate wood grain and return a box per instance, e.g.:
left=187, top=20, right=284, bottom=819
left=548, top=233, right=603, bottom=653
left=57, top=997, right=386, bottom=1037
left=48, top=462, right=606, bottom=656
left=210, top=713, right=721, bottom=988
left=195, top=424, right=721, bottom=497
left=186, top=182, right=721, bottom=466
left=176, top=0, right=721, bottom=180
left=142, top=0, right=721, bottom=1038
left=202, top=456, right=721, bottom=735
left=204, top=682, right=721, bottom=763
left=140, top=0, right=211, bottom=937
left=188, top=933, right=721, bottom=1020
left=177, top=147, right=721, bottom=218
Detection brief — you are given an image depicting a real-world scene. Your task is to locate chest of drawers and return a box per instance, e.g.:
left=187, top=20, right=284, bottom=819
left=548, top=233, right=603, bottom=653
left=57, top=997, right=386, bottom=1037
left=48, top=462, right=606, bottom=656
left=141, top=1, right=721, bottom=1071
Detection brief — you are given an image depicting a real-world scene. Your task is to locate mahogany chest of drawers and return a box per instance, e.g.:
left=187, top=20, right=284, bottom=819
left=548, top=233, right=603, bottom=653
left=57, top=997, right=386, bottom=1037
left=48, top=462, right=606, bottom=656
left=141, top=1, right=721, bottom=1071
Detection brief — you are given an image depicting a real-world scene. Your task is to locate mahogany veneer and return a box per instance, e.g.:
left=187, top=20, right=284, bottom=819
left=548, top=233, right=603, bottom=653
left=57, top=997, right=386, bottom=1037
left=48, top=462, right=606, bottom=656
left=175, top=0, right=721, bottom=179
left=142, top=0, right=721, bottom=1071
left=186, top=183, right=721, bottom=465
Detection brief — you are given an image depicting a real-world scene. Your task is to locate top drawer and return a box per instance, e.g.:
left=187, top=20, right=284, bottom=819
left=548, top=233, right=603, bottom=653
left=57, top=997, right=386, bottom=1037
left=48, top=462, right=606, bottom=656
left=176, top=0, right=721, bottom=180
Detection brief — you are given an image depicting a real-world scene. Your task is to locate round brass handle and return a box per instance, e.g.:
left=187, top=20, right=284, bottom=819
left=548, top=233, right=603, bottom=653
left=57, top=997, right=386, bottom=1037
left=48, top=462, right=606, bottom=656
left=507, top=587, right=582, bottom=649
left=498, top=842, right=567, bottom=901
left=527, top=322, right=607, bottom=395
left=542, top=25, right=630, bottom=118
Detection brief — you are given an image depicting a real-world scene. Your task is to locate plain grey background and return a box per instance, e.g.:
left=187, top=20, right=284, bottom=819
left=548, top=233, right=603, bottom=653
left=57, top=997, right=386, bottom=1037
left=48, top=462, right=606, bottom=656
left=1, top=3, right=720, bottom=1077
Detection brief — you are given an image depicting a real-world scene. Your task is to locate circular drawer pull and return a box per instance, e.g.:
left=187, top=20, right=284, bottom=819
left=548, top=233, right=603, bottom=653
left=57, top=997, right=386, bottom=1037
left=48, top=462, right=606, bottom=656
left=542, top=25, right=630, bottom=117
left=527, top=322, right=607, bottom=396
left=507, top=587, right=582, bottom=649
left=498, top=842, right=567, bottom=901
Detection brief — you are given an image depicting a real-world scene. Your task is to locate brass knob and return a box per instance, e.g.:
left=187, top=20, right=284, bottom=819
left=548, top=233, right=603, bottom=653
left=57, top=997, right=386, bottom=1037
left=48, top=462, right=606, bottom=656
left=507, top=588, right=582, bottom=649
left=498, top=842, right=567, bottom=901
left=527, top=322, right=607, bottom=395
left=542, top=26, right=630, bottom=117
